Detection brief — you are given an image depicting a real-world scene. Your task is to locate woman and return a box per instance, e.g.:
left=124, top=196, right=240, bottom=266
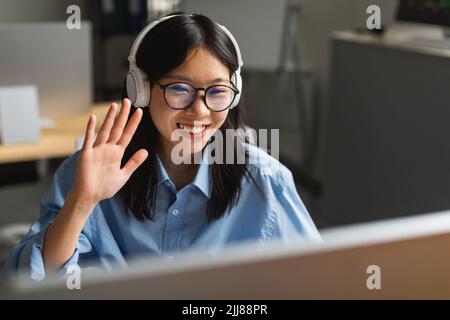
left=3, top=13, right=320, bottom=281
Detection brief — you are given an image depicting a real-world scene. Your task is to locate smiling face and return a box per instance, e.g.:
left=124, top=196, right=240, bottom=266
left=149, top=47, right=232, bottom=160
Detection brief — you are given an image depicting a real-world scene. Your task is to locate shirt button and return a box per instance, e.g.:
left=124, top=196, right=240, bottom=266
left=172, top=209, right=179, bottom=216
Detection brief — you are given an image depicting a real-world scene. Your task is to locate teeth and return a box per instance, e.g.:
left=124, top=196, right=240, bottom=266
left=179, top=124, right=205, bottom=134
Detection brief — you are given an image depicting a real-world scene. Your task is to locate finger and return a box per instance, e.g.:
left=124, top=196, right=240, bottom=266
left=94, top=103, right=117, bottom=147
left=117, top=107, right=143, bottom=148
left=107, top=98, right=131, bottom=144
left=122, top=149, right=148, bottom=177
left=82, top=114, right=96, bottom=150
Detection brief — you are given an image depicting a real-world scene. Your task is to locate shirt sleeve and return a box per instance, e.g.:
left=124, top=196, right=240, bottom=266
left=264, top=166, right=322, bottom=243
left=2, top=152, right=95, bottom=281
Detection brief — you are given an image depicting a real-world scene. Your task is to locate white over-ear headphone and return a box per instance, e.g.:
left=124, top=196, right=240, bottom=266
left=126, top=14, right=243, bottom=109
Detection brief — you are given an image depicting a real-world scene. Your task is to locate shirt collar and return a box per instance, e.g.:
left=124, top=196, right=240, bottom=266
left=191, top=152, right=212, bottom=199
left=154, top=151, right=212, bottom=199
left=155, top=154, right=171, bottom=185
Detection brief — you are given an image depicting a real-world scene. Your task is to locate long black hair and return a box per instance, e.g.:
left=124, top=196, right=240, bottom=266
left=119, top=12, right=260, bottom=221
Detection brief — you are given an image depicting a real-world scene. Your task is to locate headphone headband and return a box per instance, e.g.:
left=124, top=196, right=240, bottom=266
left=127, top=13, right=243, bottom=108
left=128, top=14, right=243, bottom=70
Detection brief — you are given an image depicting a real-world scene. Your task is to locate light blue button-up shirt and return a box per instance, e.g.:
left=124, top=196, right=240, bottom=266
left=3, top=143, right=321, bottom=281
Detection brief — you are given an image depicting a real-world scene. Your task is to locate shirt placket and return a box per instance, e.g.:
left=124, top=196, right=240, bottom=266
left=162, top=189, right=187, bottom=253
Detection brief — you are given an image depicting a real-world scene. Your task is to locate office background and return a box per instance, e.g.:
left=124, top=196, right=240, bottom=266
left=2, top=0, right=450, bottom=266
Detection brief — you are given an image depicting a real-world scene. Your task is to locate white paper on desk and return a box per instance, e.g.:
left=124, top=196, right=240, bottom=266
left=0, top=85, right=41, bottom=144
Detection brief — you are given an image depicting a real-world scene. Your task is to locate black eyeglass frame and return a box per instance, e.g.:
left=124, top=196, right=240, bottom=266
left=152, top=80, right=240, bottom=112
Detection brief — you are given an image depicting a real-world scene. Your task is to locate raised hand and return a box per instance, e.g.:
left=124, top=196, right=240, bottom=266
left=71, top=98, right=148, bottom=207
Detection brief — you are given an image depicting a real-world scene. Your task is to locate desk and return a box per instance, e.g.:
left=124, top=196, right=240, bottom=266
left=0, top=103, right=112, bottom=165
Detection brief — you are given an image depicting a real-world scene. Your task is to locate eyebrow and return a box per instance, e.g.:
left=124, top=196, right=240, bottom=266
left=164, top=74, right=231, bottom=84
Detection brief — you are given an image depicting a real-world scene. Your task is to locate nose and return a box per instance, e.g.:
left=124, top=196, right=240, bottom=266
left=187, top=91, right=210, bottom=118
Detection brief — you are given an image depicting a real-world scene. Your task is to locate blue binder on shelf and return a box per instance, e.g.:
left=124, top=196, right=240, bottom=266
left=99, top=0, right=118, bottom=35
left=125, top=0, right=148, bottom=34
left=98, top=0, right=147, bottom=36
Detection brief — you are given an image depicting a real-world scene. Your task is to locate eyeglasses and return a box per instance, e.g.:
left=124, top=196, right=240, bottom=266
left=153, top=80, right=239, bottom=112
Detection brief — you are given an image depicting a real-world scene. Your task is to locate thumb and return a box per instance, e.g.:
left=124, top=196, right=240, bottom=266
left=122, top=149, right=148, bottom=177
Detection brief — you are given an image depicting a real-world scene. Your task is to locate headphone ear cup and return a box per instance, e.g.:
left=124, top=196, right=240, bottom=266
left=126, top=68, right=150, bottom=107
left=230, top=72, right=242, bottom=109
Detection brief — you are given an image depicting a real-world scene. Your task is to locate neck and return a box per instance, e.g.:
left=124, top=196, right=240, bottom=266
left=157, top=140, right=200, bottom=191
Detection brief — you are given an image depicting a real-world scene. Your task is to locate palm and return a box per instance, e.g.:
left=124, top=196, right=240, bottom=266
left=72, top=99, right=148, bottom=204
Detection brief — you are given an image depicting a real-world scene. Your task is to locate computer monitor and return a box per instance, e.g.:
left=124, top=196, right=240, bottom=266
left=0, top=22, right=92, bottom=119
left=4, top=210, right=450, bottom=299
left=397, top=0, right=450, bottom=28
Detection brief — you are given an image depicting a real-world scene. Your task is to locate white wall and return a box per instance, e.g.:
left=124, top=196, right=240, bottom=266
left=298, top=0, right=399, bottom=87
left=0, top=0, right=87, bottom=22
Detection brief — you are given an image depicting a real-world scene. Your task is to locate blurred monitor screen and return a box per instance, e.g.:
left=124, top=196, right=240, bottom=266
left=5, top=210, right=450, bottom=299
left=397, top=0, right=450, bottom=28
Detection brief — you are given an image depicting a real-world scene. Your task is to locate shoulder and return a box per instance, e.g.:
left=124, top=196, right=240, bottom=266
left=56, top=151, right=80, bottom=176
left=244, top=143, right=294, bottom=192
left=60, top=150, right=80, bottom=170
left=45, top=151, right=81, bottom=196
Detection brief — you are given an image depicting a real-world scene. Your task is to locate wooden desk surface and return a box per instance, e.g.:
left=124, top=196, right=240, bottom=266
left=0, top=102, right=113, bottom=164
